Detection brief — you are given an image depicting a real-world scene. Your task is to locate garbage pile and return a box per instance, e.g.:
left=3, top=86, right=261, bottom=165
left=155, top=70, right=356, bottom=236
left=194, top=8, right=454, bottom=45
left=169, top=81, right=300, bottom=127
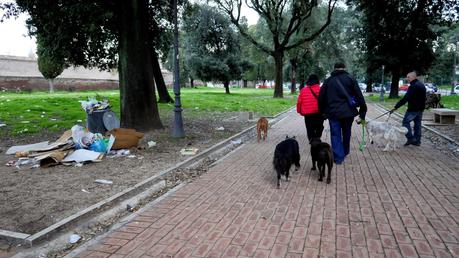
left=80, top=97, right=120, bottom=134
left=5, top=125, right=145, bottom=169
left=5, top=97, right=145, bottom=169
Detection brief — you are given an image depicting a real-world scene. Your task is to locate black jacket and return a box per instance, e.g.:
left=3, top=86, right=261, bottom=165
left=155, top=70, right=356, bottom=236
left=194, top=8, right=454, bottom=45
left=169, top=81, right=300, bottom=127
left=318, top=70, right=367, bottom=120
left=394, top=79, right=426, bottom=112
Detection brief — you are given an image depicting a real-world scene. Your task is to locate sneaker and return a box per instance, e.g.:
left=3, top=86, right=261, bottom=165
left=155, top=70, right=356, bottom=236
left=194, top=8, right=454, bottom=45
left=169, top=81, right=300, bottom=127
left=412, top=141, right=421, bottom=146
left=404, top=140, right=414, bottom=146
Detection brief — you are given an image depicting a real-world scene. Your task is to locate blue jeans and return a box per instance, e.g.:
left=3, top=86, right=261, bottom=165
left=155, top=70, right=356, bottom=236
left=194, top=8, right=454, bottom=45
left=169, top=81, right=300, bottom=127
left=402, top=111, right=423, bottom=143
left=329, top=117, right=354, bottom=164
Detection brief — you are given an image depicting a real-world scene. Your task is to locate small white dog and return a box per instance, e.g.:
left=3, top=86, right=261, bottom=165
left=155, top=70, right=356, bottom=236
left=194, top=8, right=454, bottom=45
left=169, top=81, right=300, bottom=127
left=363, top=120, right=408, bottom=151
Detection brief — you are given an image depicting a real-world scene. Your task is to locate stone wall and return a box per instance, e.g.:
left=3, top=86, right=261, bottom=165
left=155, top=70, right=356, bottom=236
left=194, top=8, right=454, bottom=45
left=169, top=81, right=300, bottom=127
left=0, top=55, right=173, bottom=91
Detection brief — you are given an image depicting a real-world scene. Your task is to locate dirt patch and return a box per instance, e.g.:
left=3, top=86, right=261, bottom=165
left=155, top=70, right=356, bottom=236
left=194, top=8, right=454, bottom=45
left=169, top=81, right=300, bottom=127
left=0, top=111, right=254, bottom=234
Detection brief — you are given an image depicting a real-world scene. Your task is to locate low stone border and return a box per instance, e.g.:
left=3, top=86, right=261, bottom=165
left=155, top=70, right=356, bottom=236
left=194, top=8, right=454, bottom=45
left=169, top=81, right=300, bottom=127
left=1, top=107, right=293, bottom=249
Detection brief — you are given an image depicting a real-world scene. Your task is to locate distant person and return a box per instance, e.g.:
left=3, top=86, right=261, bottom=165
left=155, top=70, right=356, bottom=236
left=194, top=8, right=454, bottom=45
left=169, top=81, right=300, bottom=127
left=391, top=71, right=426, bottom=146
left=297, top=74, right=324, bottom=142
left=318, top=63, right=367, bottom=164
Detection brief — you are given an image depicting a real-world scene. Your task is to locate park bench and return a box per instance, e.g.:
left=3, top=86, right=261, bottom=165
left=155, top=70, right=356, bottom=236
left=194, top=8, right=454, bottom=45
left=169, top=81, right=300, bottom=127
left=432, top=108, right=459, bottom=124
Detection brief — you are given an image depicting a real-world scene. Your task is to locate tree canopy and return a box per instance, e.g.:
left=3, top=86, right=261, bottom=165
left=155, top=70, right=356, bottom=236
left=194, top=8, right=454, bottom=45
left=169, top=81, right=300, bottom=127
left=214, top=0, right=338, bottom=98
left=183, top=4, right=250, bottom=94
left=349, top=0, right=459, bottom=98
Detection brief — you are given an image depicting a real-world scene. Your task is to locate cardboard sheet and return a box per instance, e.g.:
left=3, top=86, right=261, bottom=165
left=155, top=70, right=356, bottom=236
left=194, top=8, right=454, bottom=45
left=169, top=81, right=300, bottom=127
left=62, top=149, right=103, bottom=163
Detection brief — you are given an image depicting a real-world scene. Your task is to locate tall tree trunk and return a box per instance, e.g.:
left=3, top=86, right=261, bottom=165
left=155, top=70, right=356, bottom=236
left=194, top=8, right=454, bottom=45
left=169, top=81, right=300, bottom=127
left=48, top=78, right=54, bottom=93
left=273, top=51, right=284, bottom=98
left=118, top=0, right=162, bottom=130
left=365, top=72, right=373, bottom=93
left=152, top=51, right=173, bottom=103
left=243, top=80, right=247, bottom=88
left=190, top=77, right=194, bottom=88
left=224, top=81, right=230, bottom=94
left=389, top=69, right=401, bottom=99
left=290, top=58, right=297, bottom=94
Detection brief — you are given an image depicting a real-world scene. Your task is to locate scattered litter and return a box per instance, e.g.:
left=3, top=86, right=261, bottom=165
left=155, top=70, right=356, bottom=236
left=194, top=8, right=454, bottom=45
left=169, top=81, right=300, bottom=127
left=15, top=151, right=29, bottom=158
left=180, top=147, right=199, bottom=156
left=50, top=118, right=57, bottom=121
left=79, top=97, right=110, bottom=114
left=126, top=204, right=135, bottom=212
left=0, top=123, right=6, bottom=127
left=102, top=110, right=121, bottom=131
left=147, top=141, right=157, bottom=148
left=5, top=160, right=17, bottom=167
left=62, top=149, right=103, bottom=163
left=35, top=151, right=68, bottom=168
left=230, top=139, right=242, bottom=145
left=81, top=189, right=90, bottom=193
left=107, top=128, right=144, bottom=149
left=38, top=254, right=45, bottom=258
left=69, top=234, right=81, bottom=244
left=31, top=164, right=40, bottom=168
left=17, top=158, right=35, bottom=166
left=127, top=155, right=136, bottom=158
left=216, top=127, right=225, bottom=131
left=107, top=149, right=130, bottom=158
left=95, top=179, right=113, bottom=185
left=75, top=162, right=83, bottom=167
left=71, top=125, right=95, bottom=149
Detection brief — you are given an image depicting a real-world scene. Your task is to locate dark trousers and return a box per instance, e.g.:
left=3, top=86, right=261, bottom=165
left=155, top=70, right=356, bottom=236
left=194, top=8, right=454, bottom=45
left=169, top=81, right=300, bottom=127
left=402, top=111, right=423, bottom=143
left=304, top=113, right=324, bottom=142
left=329, top=117, right=354, bottom=164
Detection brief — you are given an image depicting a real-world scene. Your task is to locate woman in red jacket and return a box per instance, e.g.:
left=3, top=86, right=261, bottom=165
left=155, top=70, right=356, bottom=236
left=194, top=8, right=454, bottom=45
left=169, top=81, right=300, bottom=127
left=297, top=74, right=324, bottom=142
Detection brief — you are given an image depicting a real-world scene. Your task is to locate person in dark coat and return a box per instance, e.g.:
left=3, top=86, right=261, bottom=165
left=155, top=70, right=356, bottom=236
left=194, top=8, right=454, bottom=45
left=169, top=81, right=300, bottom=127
left=297, top=74, right=324, bottom=142
left=318, top=62, right=367, bottom=164
left=391, top=71, right=426, bottom=146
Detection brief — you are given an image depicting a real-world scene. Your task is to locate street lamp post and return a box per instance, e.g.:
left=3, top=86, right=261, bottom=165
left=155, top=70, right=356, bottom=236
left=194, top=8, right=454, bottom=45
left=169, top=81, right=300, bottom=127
left=172, top=0, right=185, bottom=137
left=379, top=65, right=385, bottom=101
left=452, top=39, right=458, bottom=95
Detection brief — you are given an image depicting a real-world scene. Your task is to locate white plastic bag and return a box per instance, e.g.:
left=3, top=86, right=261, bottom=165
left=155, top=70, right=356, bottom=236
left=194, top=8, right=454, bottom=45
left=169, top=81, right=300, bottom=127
left=71, top=125, right=95, bottom=149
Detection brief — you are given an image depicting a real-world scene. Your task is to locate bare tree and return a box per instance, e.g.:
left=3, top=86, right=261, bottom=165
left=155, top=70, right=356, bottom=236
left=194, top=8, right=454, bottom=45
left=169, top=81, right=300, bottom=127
left=214, top=0, right=337, bottom=97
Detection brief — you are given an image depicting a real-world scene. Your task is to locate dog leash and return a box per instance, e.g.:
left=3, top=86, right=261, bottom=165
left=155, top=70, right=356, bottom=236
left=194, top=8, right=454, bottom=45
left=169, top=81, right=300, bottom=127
left=359, top=120, right=366, bottom=152
left=370, top=109, right=393, bottom=121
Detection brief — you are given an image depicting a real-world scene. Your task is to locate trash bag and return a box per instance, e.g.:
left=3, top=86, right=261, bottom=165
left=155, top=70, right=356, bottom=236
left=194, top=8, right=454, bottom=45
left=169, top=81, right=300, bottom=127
left=71, top=125, right=95, bottom=149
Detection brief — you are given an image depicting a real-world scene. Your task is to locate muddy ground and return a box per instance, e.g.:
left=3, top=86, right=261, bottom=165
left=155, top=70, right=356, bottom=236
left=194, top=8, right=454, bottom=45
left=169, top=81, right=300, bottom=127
left=0, top=111, right=254, bottom=235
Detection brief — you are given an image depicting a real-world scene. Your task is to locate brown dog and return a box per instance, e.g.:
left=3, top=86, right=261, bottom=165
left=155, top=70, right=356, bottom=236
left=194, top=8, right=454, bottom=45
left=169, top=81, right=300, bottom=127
left=257, top=117, right=268, bottom=142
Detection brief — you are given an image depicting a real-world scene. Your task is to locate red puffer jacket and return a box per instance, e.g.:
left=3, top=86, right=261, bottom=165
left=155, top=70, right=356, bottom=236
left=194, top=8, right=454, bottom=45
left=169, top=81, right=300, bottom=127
left=297, top=84, right=320, bottom=115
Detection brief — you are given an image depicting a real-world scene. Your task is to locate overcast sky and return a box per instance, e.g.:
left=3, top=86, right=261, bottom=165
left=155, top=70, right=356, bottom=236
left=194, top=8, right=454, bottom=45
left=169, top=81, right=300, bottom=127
left=0, top=0, right=259, bottom=57
left=0, top=1, right=36, bottom=57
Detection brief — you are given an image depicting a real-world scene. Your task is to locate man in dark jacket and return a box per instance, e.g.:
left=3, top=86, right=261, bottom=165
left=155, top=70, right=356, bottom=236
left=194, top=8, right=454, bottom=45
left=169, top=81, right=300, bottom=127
left=392, top=71, right=426, bottom=146
left=318, top=63, right=367, bottom=164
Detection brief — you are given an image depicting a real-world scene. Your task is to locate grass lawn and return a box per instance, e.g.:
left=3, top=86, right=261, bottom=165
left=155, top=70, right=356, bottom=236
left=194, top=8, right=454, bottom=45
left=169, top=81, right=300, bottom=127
left=365, top=93, right=459, bottom=111
left=0, top=87, right=296, bottom=135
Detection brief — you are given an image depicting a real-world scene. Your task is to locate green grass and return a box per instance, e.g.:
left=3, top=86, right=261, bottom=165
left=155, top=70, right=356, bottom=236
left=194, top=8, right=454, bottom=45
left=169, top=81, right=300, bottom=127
left=365, top=93, right=459, bottom=111
left=0, top=87, right=296, bottom=136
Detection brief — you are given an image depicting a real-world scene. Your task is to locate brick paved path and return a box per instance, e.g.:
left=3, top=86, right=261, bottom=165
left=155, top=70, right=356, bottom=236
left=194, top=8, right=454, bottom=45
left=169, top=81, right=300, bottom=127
left=71, top=105, right=459, bottom=258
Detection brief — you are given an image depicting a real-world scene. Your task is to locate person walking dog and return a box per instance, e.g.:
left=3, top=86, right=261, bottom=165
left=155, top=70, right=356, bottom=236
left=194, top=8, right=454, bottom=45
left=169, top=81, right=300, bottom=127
left=319, top=62, right=367, bottom=164
left=297, top=74, right=324, bottom=142
left=391, top=71, right=426, bottom=146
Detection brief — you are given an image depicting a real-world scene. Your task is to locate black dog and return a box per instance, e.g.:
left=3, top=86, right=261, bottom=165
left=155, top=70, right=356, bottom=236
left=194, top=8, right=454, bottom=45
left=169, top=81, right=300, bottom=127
left=310, top=138, right=333, bottom=184
left=273, top=136, right=300, bottom=188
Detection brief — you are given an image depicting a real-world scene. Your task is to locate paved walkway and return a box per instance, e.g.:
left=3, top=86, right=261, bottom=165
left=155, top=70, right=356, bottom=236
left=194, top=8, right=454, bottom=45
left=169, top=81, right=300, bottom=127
left=71, top=105, right=459, bottom=258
